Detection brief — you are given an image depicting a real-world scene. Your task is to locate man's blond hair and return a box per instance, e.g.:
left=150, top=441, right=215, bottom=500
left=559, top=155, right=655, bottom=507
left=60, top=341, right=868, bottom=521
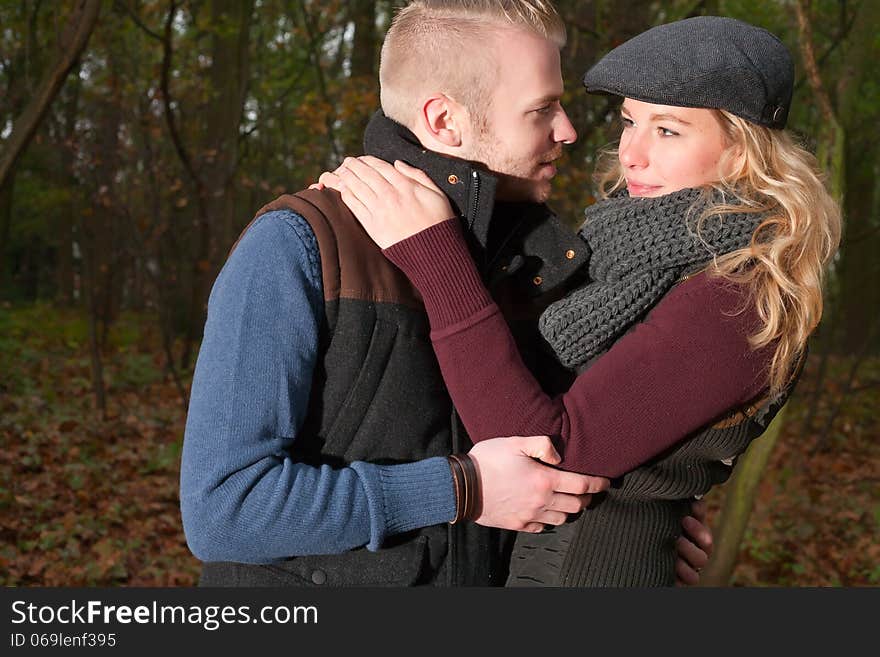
left=380, top=1, right=566, bottom=128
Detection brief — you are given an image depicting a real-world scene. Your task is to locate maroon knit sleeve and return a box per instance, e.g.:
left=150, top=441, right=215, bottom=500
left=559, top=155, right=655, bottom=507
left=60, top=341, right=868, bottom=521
left=384, top=221, right=773, bottom=477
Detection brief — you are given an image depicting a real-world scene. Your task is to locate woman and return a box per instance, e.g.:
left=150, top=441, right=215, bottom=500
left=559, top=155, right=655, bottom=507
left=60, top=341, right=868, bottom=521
left=323, top=16, right=841, bottom=585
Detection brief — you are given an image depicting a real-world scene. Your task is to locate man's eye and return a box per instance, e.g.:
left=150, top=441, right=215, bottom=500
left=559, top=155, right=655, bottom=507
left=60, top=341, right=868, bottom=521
left=621, top=117, right=634, bottom=128
left=534, top=105, right=552, bottom=115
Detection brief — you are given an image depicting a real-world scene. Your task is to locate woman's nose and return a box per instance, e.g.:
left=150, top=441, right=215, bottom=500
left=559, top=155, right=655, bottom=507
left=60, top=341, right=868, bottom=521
left=619, top=131, right=648, bottom=169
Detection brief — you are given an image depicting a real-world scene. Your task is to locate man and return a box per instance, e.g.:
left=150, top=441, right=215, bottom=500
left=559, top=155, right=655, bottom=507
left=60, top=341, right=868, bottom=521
left=180, top=0, right=711, bottom=587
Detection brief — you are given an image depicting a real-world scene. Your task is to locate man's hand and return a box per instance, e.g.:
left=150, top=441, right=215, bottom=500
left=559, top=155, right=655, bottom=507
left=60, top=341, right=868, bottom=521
left=467, top=435, right=610, bottom=533
left=675, top=498, right=714, bottom=586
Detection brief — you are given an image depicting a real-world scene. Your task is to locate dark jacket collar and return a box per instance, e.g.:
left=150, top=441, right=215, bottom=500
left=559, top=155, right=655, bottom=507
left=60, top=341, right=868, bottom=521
left=363, top=111, right=588, bottom=298
left=363, top=111, right=497, bottom=253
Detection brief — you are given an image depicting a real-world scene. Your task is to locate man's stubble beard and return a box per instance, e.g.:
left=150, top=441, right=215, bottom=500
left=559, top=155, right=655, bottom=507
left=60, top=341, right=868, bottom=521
left=463, top=121, right=558, bottom=204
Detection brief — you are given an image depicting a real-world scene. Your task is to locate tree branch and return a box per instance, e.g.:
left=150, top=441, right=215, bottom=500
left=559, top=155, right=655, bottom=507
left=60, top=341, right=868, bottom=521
left=0, top=0, right=101, bottom=189
left=795, top=0, right=836, bottom=125
left=793, top=7, right=857, bottom=94
left=160, top=0, right=203, bottom=191
left=115, top=0, right=164, bottom=42
left=296, top=0, right=341, bottom=162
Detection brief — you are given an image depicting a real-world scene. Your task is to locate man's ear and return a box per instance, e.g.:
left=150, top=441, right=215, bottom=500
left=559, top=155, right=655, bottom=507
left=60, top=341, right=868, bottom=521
left=418, top=94, right=466, bottom=149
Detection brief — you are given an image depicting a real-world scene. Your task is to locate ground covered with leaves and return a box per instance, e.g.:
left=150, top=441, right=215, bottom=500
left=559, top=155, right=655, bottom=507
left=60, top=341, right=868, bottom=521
left=1, top=304, right=199, bottom=586
left=1, top=304, right=878, bottom=586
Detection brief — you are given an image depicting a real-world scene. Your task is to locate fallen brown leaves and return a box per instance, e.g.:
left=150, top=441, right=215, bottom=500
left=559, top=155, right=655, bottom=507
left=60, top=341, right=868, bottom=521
left=1, top=307, right=877, bottom=586
left=0, top=306, right=200, bottom=586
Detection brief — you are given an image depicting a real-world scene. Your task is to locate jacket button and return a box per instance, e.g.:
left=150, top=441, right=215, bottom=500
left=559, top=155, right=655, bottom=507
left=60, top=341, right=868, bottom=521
left=565, top=249, right=575, bottom=259
left=311, top=569, right=327, bottom=585
left=532, top=276, right=543, bottom=286
left=447, top=174, right=459, bottom=184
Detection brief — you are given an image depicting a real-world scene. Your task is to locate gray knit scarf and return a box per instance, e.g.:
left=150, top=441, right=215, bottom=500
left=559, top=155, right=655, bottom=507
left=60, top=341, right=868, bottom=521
left=538, top=187, right=764, bottom=369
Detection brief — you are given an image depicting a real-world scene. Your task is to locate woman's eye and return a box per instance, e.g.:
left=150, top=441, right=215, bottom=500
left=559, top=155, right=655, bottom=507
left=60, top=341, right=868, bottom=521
left=621, top=117, right=634, bottom=128
left=658, top=126, right=679, bottom=136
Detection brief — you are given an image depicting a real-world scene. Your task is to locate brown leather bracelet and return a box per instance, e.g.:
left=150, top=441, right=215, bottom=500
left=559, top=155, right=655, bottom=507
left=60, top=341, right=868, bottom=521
left=448, top=453, right=479, bottom=522
left=446, top=455, right=464, bottom=524
left=460, top=453, right=479, bottom=521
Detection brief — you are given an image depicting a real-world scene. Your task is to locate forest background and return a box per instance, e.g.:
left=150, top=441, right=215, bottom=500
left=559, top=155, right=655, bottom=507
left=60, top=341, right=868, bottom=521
left=0, top=0, right=877, bottom=587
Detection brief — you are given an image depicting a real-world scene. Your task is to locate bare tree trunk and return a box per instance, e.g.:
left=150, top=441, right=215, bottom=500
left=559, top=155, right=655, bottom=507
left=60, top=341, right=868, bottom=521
left=0, top=0, right=101, bottom=189
left=93, top=60, right=125, bottom=351
left=132, top=85, right=188, bottom=408
left=795, top=0, right=845, bottom=201
left=804, top=0, right=880, bottom=355
left=56, top=209, right=74, bottom=305
left=157, top=0, right=254, bottom=370
left=55, top=66, right=83, bottom=306
left=342, top=0, right=378, bottom=155
left=157, top=0, right=208, bottom=371
left=205, top=0, right=255, bottom=254
left=0, top=173, right=14, bottom=296
left=838, top=134, right=880, bottom=354
left=296, top=0, right=342, bottom=163
left=194, top=0, right=255, bottom=370
left=79, top=219, right=107, bottom=420
left=700, top=406, right=790, bottom=586
left=159, top=292, right=190, bottom=411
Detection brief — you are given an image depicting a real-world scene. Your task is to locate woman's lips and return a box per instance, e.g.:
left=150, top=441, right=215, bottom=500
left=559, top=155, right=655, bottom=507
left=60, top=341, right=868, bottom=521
left=626, top=180, right=662, bottom=196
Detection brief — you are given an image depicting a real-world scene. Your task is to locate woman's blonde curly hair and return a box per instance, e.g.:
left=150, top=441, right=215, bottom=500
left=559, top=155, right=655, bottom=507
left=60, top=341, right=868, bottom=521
left=595, top=111, right=842, bottom=396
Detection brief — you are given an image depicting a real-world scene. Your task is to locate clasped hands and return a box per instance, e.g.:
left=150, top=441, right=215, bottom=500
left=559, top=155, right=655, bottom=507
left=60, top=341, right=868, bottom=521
left=468, top=435, right=713, bottom=585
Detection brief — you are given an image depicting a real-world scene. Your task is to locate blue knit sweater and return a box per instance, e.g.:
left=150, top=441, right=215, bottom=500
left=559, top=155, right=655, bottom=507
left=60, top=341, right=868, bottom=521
left=180, top=210, right=456, bottom=563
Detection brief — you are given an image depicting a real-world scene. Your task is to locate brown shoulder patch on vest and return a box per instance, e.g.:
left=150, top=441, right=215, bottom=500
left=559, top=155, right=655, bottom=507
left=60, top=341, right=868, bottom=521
left=233, top=189, right=424, bottom=309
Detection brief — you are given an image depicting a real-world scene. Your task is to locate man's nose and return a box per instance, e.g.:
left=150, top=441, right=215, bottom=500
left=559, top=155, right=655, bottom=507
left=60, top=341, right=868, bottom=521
left=554, top=108, right=578, bottom=145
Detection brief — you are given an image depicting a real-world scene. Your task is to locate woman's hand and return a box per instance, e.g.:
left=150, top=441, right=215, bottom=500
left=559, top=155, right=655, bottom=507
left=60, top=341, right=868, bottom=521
left=675, top=499, right=714, bottom=586
left=318, top=155, right=456, bottom=249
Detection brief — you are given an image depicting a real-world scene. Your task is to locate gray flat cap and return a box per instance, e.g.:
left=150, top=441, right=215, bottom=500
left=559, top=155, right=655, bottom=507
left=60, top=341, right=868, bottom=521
left=583, top=16, right=794, bottom=128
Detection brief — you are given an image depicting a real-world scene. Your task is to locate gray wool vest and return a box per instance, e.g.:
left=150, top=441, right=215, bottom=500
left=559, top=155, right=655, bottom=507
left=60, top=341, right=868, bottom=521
left=199, top=189, right=508, bottom=587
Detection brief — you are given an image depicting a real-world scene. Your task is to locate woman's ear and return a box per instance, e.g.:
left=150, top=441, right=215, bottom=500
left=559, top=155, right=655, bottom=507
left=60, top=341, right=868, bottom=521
left=721, top=140, right=747, bottom=181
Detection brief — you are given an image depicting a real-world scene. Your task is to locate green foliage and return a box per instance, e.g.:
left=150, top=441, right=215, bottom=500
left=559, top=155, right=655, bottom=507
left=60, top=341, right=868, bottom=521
left=9, top=170, right=74, bottom=241
left=4, top=0, right=871, bottom=319
left=0, top=302, right=86, bottom=396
